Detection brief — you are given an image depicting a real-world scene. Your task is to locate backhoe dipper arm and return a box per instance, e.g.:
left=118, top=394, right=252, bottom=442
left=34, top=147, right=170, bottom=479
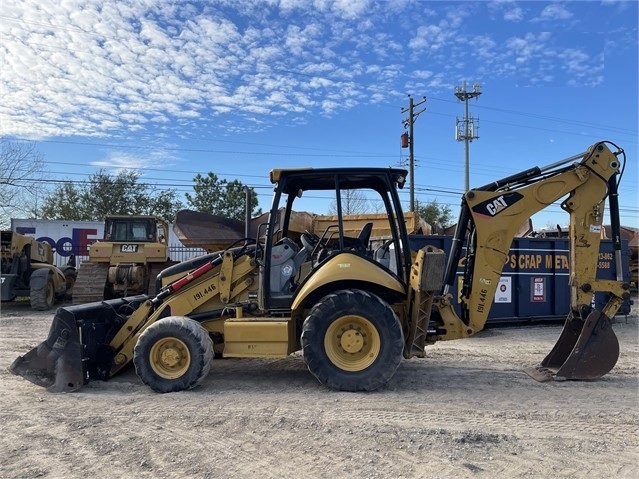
left=435, top=141, right=627, bottom=340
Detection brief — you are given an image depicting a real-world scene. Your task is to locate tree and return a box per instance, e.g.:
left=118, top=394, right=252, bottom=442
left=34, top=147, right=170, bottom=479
left=0, top=140, right=46, bottom=228
left=328, top=189, right=370, bottom=215
left=140, top=188, right=184, bottom=222
left=416, top=199, right=454, bottom=231
left=39, top=181, right=84, bottom=220
left=39, top=170, right=183, bottom=222
left=185, top=172, right=261, bottom=220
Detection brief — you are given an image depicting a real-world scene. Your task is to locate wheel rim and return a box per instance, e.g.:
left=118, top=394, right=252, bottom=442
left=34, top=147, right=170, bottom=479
left=324, top=315, right=381, bottom=371
left=149, top=336, right=191, bottom=379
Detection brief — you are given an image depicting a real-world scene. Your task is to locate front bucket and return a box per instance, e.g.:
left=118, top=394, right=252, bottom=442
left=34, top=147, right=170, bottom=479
left=525, top=309, right=620, bottom=382
left=9, top=307, right=85, bottom=392
left=9, top=295, right=148, bottom=392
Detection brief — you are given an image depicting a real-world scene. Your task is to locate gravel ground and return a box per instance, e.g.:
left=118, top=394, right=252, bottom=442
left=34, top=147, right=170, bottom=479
left=1, top=298, right=637, bottom=479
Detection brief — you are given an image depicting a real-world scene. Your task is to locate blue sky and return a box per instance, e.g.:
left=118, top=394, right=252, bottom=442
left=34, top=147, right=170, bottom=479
left=1, top=0, right=637, bottom=230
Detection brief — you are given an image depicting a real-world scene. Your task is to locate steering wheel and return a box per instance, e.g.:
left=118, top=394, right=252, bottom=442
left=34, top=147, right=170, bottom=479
left=300, top=230, right=321, bottom=253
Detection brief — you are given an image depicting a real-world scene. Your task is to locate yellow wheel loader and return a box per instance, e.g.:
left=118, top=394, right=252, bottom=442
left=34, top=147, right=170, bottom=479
left=1, top=231, right=76, bottom=310
left=10, top=141, right=631, bottom=392
left=72, top=215, right=176, bottom=304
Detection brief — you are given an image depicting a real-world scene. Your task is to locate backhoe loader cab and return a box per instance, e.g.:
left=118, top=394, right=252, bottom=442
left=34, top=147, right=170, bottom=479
left=11, top=141, right=630, bottom=394
left=259, top=168, right=411, bottom=310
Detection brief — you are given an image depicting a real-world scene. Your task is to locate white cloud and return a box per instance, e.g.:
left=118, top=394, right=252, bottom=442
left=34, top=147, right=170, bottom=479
left=539, top=3, right=573, bottom=21
left=89, top=150, right=163, bottom=174
left=413, top=70, right=433, bottom=79
left=503, top=7, right=524, bottom=22
left=331, top=0, right=371, bottom=19
left=0, top=0, right=626, bottom=140
left=487, top=0, right=525, bottom=22
left=409, top=24, right=453, bottom=52
left=506, top=32, right=552, bottom=64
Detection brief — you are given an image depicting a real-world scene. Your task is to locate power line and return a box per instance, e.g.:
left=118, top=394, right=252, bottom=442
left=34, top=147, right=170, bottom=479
left=4, top=174, right=637, bottom=223
left=13, top=138, right=393, bottom=159
left=7, top=149, right=636, bottom=202
left=428, top=95, right=638, bottom=136
left=401, top=94, right=427, bottom=212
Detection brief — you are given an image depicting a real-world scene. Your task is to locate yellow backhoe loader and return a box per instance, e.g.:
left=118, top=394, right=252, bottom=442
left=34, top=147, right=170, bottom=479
left=10, top=141, right=630, bottom=392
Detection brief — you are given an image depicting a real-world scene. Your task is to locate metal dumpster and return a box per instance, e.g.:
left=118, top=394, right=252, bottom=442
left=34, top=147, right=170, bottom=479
left=408, top=236, right=632, bottom=325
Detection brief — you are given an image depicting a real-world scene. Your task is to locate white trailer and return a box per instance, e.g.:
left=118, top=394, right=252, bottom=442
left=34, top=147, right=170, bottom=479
left=11, top=219, right=201, bottom=267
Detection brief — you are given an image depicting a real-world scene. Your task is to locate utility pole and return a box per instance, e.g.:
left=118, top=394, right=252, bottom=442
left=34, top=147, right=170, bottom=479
left=401, top=94, right=426, bottom=212
left=455, top=81, right=481, bottom=192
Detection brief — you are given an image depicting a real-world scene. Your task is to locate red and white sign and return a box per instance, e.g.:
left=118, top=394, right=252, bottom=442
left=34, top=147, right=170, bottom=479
left=532, top=277, right=545, bottom=302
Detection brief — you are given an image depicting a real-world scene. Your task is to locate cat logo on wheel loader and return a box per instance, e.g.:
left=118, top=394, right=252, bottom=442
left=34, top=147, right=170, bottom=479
left=11, top=141, right=631, bottom=393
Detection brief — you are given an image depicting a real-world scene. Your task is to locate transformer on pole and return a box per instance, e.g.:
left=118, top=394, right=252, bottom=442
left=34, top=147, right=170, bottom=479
left=455, top=81, right=481, bottom=192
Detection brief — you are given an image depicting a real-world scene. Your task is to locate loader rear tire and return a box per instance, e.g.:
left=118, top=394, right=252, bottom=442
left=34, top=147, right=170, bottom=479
left=134, top=316, right=214, bottom=393
left=301, top=289, right=404, bottom=392
left=30, top=274, right=55, bottom=311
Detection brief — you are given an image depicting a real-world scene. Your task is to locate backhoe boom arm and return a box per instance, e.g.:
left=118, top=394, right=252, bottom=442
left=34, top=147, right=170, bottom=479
left=437, top=141, right=628, bottom=339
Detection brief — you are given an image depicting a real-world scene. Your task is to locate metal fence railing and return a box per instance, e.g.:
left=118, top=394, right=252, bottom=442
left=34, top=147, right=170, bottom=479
left=51, top=244, right=208, bottom=268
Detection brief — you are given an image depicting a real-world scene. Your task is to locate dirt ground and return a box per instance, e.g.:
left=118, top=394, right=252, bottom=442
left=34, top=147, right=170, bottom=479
left=0, top=299, right=637, bottom=479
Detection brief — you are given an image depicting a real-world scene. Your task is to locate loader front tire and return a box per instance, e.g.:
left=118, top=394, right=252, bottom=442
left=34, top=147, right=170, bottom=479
left=134, top=316, right=214, bottom=393
left=301, top=289, right=404, bottom=392
left=30, top=274, right=55, bottom=311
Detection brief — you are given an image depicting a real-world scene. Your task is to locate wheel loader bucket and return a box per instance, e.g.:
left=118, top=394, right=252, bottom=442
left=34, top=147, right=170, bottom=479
left=9, top=296, right=148, bottom=392
left=9, top=307, right=85, bottom=392
left=524, top=309, right=619, bottom=382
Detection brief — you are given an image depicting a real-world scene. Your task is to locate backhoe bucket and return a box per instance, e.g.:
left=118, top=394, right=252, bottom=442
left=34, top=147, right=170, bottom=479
left=525, top=309, right=619, bottom=382
left=9, top=296, right=147, bottom=392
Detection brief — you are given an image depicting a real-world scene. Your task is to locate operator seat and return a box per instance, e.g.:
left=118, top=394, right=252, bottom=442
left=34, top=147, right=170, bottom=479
left=342, top=222, right=373, bottom=253
left=357, top=222, right=373, bottom=249
left=269, top=237, right=308, bottom=295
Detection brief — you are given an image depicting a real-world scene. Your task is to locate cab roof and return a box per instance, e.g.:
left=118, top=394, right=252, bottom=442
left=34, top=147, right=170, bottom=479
left=269, top=167, right=408, bottom=194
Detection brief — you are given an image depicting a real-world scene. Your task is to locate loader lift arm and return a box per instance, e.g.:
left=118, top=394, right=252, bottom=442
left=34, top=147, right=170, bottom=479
left=107, top=246, right=257, bottom=377
left=430, top=141, right=630, bottom=380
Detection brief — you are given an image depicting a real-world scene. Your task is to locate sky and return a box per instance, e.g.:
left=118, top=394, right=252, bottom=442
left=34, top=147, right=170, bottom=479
left=1, top=0, right=638, bottom=231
